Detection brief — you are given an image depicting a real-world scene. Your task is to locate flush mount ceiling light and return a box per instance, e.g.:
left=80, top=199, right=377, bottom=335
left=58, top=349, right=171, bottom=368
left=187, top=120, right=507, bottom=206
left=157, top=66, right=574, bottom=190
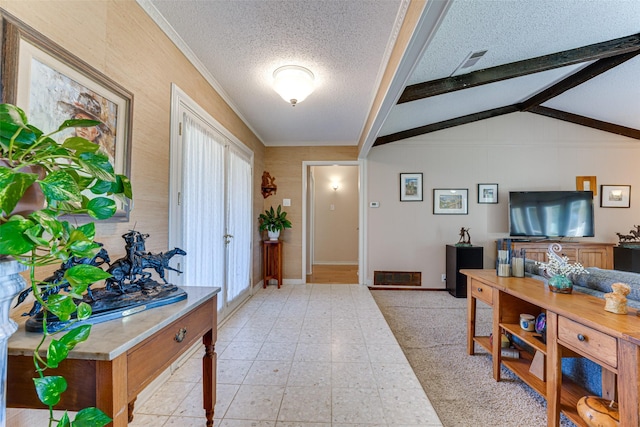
left=272, top=65, right=315, bottom=107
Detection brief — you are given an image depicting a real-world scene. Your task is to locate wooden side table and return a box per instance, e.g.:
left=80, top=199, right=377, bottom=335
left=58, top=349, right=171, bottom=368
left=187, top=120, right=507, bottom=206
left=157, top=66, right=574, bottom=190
left=262, top=240, right=283, bottom=288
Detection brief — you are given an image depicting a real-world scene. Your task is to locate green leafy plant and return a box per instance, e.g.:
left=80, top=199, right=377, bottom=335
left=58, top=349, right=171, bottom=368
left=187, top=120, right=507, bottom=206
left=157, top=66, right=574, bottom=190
left=258, top=205, right=292, bottom=233
left=0, top=103, right=132, bottom=426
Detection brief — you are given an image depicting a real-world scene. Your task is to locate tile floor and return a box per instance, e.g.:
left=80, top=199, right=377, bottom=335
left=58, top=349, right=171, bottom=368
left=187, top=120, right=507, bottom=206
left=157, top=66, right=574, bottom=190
left=132, top=283, right=442, bottom=426
left=8, top=284, right=443, bottom=426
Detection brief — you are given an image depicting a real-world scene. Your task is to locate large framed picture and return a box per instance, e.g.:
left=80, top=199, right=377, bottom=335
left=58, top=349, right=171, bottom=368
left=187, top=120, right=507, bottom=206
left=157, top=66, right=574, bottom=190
left=433, top=189, right=468, bottom=214
left=1, top=14, right=133, bottom=220
left=477, top=183, right=498, bottom=204
left=400, top=173, right=423, bottom=201
left=600, top=185, right=631, bottom=208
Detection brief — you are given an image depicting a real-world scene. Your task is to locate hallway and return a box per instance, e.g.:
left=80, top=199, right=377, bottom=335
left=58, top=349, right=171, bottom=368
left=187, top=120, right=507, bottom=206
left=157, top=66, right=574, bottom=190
left=306, top=264, right=358, bottom=284
left=133, top=283, right=442, bottom=425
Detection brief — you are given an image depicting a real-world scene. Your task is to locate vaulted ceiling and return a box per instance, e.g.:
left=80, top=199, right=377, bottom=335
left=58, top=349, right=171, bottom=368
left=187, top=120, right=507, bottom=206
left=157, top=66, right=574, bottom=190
left=139, top=0, right=640, bottom=155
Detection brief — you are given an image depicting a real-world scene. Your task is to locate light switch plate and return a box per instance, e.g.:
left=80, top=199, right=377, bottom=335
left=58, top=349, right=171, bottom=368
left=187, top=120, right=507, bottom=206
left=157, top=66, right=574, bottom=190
left=369, top=201, right=380, bottom=208
left=283, top=199, right=291, bottom=206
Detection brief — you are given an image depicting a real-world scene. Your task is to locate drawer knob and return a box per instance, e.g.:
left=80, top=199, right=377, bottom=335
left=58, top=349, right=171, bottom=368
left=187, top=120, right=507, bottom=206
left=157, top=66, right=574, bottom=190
left=577, top=333, right=586, bottom=342
left=175, top=327, right=188, bottom=343
left=477, top=287, right=483, bottom=292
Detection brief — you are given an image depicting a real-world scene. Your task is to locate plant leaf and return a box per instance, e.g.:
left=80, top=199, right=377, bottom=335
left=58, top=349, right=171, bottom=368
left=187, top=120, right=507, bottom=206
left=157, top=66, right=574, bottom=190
left=40, top=171, right=82, bottom=203
left=72, top=407, right=112, bottom=427
left=59, top=324, right=92, bottom=349
left=56, top=411, right=71, bottom=427
left=0, top=218, right=36, bottom=255
left=65, top=264, right=111, bottom=288
left=33, top=376, right=67, bottom=406
left=86, top=197, right=117, bottom=219
left=57, top=118, right=101, bottom=133
left=46, top=294, right=77, bottom=321
left=47, top=339, right=69, bottom=368
left=78, top=152, right=115, bottom=181
left=61, top=136, right=100, bottom=154
left=0, top=168, right=38, bottom=216
left=76, top=302, right=92, bottom=320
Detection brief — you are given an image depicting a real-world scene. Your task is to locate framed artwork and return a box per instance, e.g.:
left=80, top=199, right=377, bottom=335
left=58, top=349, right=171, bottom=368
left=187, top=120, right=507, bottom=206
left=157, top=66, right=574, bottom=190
left=576, top=176, right=597, bottom=196
left=600, top=185, right=631, bottom=208
left=477, top=183, right=498, bottom=204
left=433, top=189, right=468, bottom=214
left=1, top=14, right=133, bottom=220
left=400, top=173, right=423, bottom=201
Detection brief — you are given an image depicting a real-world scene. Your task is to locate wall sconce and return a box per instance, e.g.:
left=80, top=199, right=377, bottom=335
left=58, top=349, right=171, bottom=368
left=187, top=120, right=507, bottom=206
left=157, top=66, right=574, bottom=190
left=273, top=65, right=315, bottom=107
left=331, top=182, right=339, bottom=191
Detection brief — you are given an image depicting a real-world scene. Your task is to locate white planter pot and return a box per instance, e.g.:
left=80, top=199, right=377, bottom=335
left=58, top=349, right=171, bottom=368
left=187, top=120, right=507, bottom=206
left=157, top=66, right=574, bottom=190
left=267, top=230, right=281, bottom=240
left=0, top=258, right=27, bottom=426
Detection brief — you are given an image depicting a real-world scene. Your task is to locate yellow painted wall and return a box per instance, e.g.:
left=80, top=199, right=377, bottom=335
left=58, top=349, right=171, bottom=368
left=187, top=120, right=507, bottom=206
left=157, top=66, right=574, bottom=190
left=0, top=1, right=266, bottom=285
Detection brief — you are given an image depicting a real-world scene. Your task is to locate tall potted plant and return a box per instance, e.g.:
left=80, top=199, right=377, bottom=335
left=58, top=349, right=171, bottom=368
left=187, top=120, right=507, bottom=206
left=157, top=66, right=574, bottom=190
left=0, top=103, right=132, bottom=426
left=258, top=205, right=292, bottom=240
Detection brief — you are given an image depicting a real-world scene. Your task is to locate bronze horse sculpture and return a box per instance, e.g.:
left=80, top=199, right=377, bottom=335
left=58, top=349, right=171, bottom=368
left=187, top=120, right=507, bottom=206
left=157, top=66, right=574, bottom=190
left=105, top=247, right=186, bottom=293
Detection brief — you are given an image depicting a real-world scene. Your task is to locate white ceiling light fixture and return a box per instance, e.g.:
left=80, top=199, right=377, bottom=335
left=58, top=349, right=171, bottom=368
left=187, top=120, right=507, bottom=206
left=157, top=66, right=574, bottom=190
left=273, top=65, right=315, bottom=107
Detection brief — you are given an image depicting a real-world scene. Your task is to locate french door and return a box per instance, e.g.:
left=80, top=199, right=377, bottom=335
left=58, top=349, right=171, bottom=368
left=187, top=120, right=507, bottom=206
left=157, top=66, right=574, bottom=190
left=168, top=85, right=253, bottom=319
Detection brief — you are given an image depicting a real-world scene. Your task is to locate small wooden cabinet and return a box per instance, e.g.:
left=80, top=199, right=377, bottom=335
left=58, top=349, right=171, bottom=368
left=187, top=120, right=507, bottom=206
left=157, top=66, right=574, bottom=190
left=508, top=241, right=614, bottom=269
left=262, top=240, right=283, bottom=288
left=446, top=245, right=483, bottom=297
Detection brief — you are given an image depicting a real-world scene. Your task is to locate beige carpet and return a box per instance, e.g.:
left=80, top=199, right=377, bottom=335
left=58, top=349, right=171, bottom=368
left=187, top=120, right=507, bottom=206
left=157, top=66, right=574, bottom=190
left=371, top=290, right=575, bottom=427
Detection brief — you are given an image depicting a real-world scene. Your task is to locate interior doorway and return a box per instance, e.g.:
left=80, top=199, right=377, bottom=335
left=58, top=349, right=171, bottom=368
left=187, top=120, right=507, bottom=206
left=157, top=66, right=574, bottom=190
left=303, top=162, right=361, bottom=284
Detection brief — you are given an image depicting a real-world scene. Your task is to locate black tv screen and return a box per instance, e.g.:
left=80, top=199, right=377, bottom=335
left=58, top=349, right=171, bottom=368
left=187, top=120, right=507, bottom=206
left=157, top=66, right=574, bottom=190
left=509, top=191, right=595, bottom=238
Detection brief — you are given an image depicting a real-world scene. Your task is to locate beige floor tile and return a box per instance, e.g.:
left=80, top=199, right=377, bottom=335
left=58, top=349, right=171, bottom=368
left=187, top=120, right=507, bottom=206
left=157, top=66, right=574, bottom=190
left=277, top=386, right=331, bottom=423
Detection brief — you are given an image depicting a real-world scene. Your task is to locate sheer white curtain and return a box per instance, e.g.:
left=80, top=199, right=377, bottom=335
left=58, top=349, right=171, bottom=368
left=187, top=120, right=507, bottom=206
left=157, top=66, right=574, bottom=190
left=181, top=113, right=225, bottom=296
left=226, top=149, right=251, bottom=305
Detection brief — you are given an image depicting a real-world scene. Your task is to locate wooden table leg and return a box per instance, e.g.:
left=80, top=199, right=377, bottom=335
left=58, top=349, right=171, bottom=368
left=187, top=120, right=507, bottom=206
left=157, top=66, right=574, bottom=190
left=96, top=356, right=128, bottom=427
left=467, top=279, right=477, bottom=355
left=203, top=330, right=216, bottom=427
left=618, top=340, right=640, bottom=427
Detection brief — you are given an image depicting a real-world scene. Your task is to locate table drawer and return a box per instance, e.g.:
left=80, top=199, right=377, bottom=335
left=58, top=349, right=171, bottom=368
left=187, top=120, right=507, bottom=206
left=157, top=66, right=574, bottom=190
left=471, top=280, right=493, bottom=305
left=558, top=316, right=617, bottom=368
left=127, top=300, right=214, bottom=397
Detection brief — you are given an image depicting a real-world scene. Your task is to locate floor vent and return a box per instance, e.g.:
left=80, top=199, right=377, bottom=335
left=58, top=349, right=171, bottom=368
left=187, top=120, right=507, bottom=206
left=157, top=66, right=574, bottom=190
left=374, top=271, right=421, bottom=286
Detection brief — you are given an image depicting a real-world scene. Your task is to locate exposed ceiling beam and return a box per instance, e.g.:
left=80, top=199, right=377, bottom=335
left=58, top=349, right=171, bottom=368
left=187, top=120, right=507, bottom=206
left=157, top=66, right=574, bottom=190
left=529, top=106, right=640, bottom=140
left=398, top=32, right=640, bottom=104
left=521, top=50, right=640, bottom=109
left=373, top=105, right=519, bottom=146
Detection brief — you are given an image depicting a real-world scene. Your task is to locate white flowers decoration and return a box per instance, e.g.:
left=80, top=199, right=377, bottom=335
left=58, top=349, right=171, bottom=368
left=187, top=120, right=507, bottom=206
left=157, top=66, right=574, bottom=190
left=535, top=243, right=589, bottom=277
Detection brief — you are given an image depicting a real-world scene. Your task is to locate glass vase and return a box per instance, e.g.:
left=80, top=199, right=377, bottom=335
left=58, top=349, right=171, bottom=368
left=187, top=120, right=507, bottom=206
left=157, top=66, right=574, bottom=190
left=548, top=274, right=573, bottom=294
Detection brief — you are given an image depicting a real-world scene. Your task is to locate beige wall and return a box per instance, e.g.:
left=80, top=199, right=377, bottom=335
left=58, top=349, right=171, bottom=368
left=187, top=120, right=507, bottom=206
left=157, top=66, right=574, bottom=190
left=264, top=146, right=358, bottom=280
left=0, top=1, right=266, bottom=285
left=312, top=165, right=359, bottom=264
left=367, top=112, right=640, bottom=288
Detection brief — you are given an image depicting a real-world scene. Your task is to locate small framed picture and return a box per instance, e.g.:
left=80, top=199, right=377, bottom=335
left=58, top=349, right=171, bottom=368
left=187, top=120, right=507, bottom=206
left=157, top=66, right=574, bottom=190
left=433, top=189, right=468, bottom=214
left=600, top=185, right=631, bottom=208
left=576, top=176, right=597, bottom=196
left=477, top=183, right=498, bottom=204
left=400, top=173, right=423, bottom=202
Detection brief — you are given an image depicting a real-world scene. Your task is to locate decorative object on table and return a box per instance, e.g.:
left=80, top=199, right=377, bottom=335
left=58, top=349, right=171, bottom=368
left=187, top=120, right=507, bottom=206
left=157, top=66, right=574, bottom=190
left=576, top=176, right=597, bottom=196
left=399, top=173, right=423, bottom=202
left=519, top=314, right=535, bottom=331
left=433, top=188, right=468, bottom=214
left=496, top=238, right=512, bottom=277
left=535, top=243, right=588, bottom=294
left=258, top=205, right=292, bottom=240
left=600, top=185, right=631, bottom=208
left=576, top=396, right=619, bottom=427
left=261, top=171, right=277, bottom=198
left=615, top=224, right=640, bottom=247
left=511, top=248, right=525, bottom=277
left=455, top=227, right=471, bottom=246
left=477, top=183, right=498, bottom=204
left=0, top=103, right=132, bottom=426
left=535, top=312, right=547, bottom=342
left=604, top=282, right=631, bottom=314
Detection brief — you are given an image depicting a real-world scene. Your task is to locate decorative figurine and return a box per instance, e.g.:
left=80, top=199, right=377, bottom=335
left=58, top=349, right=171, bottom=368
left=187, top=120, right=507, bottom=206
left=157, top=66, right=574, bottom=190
left=604, top=282, right=631, bottom=314
left=261, top=171, right=277, bottom=198
left=456, top=227, right=471, bottom=246
left=616, top=225, right=640, bottom=247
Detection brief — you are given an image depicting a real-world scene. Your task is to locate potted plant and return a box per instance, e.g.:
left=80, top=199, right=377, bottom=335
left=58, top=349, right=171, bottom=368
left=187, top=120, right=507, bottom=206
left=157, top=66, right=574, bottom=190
left=0, top=103, right=131, bottom=426
left=258, top=205, right=292, bottom=240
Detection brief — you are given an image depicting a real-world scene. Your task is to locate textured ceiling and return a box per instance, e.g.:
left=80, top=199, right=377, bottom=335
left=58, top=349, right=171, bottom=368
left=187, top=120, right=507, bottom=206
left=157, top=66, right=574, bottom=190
left=142, top=0, right=406, bottom=146
left=139, top=0, right=640, bottom=151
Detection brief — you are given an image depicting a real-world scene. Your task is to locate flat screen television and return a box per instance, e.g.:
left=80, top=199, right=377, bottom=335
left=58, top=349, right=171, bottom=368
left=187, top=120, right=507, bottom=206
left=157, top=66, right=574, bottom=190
left=509, top=191, right=595, bottom=238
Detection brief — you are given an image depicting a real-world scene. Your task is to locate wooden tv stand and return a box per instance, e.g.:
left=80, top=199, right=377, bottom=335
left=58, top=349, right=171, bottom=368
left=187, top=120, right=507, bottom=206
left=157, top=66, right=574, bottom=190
left=462, top=269, right=640, bottom=427
left=507, top=241, right=614, bottom=269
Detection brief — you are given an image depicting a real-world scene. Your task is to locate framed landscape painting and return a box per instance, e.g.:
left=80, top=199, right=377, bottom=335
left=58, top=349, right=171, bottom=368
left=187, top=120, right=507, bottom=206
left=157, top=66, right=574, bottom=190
left=433, top=189, right=468, bottom=214
left=1, top=14, right=133, bottom=220
left=600, top=185, right=630, bottom=208
left=400, top=173, right=423, bottom=201
left=478, top=183, right=498, bottom=204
